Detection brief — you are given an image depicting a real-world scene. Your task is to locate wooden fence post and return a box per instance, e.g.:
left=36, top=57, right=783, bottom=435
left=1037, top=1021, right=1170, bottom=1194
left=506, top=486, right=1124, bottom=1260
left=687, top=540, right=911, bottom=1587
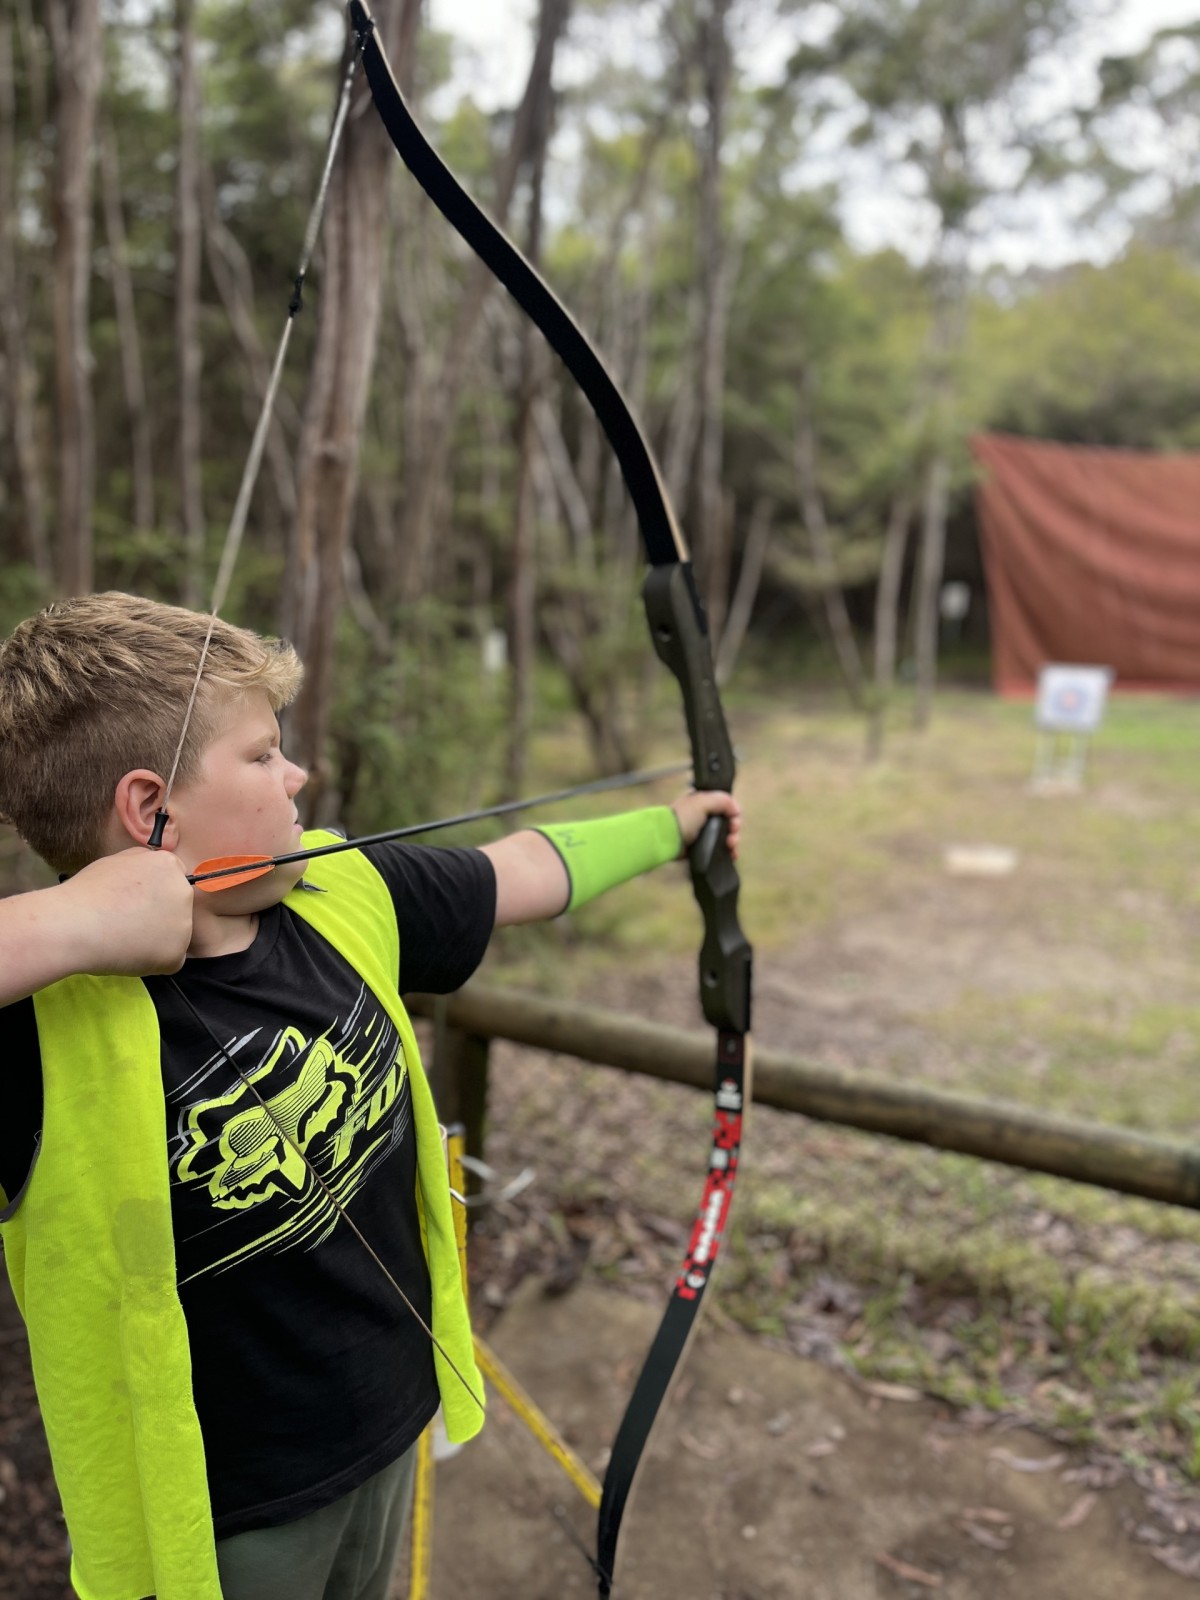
left=426, top=997, right=491, bottom=1199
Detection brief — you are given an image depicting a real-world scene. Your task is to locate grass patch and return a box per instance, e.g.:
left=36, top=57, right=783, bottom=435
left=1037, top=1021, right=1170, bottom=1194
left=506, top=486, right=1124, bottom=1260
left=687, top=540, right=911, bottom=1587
left=480, top=686, right=1200, bottom=1480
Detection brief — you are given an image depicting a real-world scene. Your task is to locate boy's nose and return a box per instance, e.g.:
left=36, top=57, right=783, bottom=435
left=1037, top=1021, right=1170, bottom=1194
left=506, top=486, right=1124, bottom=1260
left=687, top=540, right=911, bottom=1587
left=285, top=760, right=308, bottom=794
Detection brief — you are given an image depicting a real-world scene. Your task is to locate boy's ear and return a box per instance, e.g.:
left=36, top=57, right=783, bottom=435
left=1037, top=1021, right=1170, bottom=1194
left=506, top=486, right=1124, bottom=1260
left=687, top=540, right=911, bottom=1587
left=113, top=769, right=172, bottom=848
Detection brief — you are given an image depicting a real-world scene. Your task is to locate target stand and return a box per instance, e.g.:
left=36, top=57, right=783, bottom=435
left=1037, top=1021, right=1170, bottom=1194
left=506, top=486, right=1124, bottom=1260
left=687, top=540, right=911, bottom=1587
left=1030, top=664, right=1113, bottom=793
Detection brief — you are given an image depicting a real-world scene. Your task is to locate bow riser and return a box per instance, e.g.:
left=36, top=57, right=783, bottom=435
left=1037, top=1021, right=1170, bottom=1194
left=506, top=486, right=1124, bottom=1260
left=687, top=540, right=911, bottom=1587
left=688, top=803, right=752, bottom=1038
left=642, top=565, right=750, bottom=1036
left=642, top=563, right=735, bottom=790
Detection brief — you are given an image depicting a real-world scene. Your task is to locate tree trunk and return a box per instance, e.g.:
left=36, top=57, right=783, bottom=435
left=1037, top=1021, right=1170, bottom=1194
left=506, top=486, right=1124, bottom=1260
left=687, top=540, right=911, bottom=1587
left=601, top=258, right=646, bottom=577
left=693, top=0, right=733, bottom=618
left=539, top=596, right=635, bottom=772
left=504, top=36, right=554, bottom=800
left=14, top=0, right=46, bottom=134
left=794, top=373, right=865, bottom=706
left=201, top=164, right=299, bottom=533
left=911, top=116, right=970, bottom=732
left=99, top=122, right=155, bottom=534
left=866, top=490, right=914, bottom=762
left=660, top=286, right=701, bottom=517
left=716, top=494, right=771, bottom=686
left=47, top=0, right=103, bottom=596
left=0, top=8, right=49, bottom=582
left=174, top=0, right=204, bottom=603
left=288, top=2, right=412, bottom=824
left=533, top=393, right=594, bottom=567
left=503, top=315, right=540, bottom=802
left=912, top=449, right=951, bottom=730
left=394, top=0, right=572, bottom=603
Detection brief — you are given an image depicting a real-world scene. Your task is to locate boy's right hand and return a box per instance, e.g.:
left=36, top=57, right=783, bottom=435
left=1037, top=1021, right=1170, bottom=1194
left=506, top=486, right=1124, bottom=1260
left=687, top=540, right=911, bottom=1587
left=63, top=848, right=194, bottom=975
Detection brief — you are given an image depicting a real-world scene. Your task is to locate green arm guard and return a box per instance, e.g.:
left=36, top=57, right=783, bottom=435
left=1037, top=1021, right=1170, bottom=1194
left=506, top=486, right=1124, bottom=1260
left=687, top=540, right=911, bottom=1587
left=534, top=807, right=683, bottom=912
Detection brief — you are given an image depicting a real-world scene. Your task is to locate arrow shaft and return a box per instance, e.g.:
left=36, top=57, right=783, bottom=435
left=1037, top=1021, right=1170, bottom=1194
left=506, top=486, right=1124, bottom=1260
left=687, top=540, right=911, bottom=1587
left=188, top=760, right=691, bottom=885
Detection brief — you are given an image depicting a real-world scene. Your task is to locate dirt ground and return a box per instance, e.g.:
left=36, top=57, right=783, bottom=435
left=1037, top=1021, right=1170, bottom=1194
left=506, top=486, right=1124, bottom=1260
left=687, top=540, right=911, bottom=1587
left=415, top=1281, right=1198, bottom=1599
left=3, top=1268, right=1196, bottom=1600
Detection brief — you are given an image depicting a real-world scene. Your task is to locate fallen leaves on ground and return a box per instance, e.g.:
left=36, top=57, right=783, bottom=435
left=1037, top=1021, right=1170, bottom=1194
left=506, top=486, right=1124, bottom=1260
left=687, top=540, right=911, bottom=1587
left=874, top=1549, right=944, bottom=1587
left=1056, top=1492, right=1097, bottom=1530
left=987, top=1446, right=1067, bottom=1474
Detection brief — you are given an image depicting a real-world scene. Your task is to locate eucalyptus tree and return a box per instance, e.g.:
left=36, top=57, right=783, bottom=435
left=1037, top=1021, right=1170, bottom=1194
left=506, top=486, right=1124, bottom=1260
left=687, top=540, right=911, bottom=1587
left=1083, top=22, right=1200, bottom=260
left=48, top=0, right=104, bottom=595
left=0, top=0, right=49, bottom=589
left=970, top=246, right=1200, bottom=452
left=795, top=0, right=1093, bottom=728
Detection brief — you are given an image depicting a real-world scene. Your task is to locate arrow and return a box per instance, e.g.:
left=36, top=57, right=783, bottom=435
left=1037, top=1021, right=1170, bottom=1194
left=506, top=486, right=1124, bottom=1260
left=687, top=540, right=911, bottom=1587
left=188, top=759, right=693, bottom=890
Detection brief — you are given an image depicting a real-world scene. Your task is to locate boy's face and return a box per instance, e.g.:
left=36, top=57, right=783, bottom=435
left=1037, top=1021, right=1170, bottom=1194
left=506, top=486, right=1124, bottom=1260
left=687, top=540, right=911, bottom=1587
left=168, top=688, right=310, bottom=908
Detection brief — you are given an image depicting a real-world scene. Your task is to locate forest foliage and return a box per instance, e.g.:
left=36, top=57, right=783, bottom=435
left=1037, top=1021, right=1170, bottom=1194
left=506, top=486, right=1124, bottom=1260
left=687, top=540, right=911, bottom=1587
left=4, top=0, right=1200, bottom=825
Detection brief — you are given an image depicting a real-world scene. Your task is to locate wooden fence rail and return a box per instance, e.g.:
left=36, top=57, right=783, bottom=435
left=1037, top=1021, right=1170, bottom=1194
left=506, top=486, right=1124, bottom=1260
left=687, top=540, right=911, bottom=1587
left=408, top=982, right=1200, bottom=1211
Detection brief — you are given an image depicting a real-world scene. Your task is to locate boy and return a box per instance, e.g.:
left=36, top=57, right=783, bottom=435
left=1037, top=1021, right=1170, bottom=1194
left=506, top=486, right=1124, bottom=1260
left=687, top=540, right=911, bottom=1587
left=0, top=592, right=739, bottom=1600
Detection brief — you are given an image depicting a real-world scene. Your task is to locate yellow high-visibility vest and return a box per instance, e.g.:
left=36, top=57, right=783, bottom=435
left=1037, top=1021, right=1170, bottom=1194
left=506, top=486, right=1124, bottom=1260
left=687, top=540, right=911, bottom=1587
left=1, top=835, right=482, bottom=1600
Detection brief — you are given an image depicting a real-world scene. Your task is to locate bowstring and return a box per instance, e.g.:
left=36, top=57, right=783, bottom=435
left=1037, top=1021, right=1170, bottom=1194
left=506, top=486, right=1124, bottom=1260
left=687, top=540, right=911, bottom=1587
left=150, top=31, right=488, bottom=1419
left=155, top=43, right=361, bottom=826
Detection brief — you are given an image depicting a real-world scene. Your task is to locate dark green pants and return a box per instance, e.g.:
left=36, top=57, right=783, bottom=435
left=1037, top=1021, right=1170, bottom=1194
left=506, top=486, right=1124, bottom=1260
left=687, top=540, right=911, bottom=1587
left=215, top=1443, right=419, bottom=1600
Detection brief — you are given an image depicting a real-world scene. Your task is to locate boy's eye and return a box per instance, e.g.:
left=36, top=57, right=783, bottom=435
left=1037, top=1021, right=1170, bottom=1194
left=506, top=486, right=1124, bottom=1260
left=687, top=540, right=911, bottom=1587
left=257, top=749, right=277, bottom=764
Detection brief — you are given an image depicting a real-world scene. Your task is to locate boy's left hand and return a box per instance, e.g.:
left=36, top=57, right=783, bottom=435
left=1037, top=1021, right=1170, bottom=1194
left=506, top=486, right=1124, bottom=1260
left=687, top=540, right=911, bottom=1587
left=670, top=790, right=742, bottom=860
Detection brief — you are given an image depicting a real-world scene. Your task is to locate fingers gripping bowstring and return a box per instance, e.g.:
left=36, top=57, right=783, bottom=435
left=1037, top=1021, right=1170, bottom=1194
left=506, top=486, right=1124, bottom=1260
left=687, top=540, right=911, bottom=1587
left=149, top=46, right=362, bottom=845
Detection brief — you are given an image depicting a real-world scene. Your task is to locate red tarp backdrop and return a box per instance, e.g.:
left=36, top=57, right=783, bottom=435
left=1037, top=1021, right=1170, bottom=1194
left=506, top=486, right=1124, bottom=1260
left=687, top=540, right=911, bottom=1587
left=972, top=432, right=1200, bottom=695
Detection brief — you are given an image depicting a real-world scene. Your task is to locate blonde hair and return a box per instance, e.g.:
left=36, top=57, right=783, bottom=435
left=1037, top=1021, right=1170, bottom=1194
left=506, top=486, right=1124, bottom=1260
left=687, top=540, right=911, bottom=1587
left=0, top=592, right=303, bottom=873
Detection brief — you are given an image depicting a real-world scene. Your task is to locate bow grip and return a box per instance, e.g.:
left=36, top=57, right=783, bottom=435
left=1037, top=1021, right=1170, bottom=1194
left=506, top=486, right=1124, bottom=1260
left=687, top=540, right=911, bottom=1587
left=689, top=814, right=752, bottom=1036
left=642, top=563, right=735, bottom=793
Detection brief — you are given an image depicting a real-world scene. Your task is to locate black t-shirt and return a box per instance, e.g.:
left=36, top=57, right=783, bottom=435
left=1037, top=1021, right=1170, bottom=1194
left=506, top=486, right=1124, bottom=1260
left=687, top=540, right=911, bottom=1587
left=0, top=843, right=495, bottom=1537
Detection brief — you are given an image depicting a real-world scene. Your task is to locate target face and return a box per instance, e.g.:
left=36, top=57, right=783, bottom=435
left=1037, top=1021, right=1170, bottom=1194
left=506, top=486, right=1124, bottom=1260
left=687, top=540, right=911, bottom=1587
left=1035, top=665, right=1113, bottom=732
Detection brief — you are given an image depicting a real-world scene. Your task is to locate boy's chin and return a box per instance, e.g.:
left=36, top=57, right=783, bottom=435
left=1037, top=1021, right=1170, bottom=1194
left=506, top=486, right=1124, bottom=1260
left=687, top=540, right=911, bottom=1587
left=201, top=857, right=309, bottom=912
